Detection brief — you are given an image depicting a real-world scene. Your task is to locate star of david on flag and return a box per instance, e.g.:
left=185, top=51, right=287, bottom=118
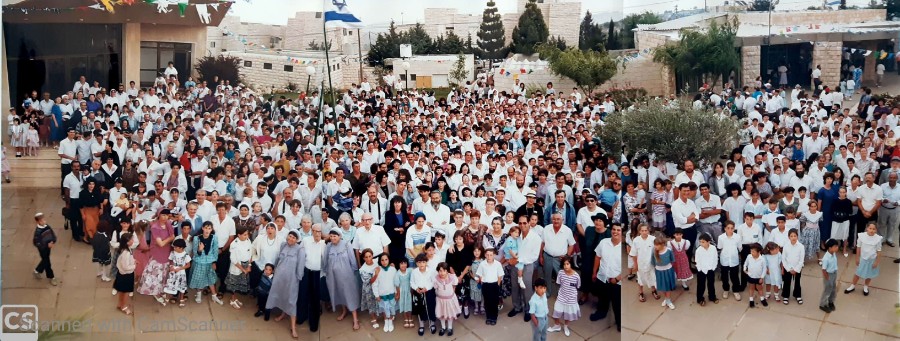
left=324, top=0, right=363, bottom=28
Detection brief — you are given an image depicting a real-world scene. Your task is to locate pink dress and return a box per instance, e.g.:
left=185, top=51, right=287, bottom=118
left=433, top=274, right=461, bottom=320
left=137, top=221, right=173, bottom=296
left=668, top=239, right=693, bottom=281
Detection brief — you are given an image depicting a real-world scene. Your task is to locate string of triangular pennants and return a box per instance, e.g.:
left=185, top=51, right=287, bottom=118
left=1, top=0, right=237, bottom=19
left=842, top=47, right=894, bottom=59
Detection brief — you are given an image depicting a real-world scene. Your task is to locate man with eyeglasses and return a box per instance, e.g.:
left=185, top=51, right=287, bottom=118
left=351, top=213, right=390, bottom=263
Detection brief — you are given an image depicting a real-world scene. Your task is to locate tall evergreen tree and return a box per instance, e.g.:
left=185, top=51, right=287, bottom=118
left=403, top=23, right=433, bottom=55
left=579, top=11, right=604, bottom=52
left=618, top=12, right=663, bottom=49
left=604, top=19, right=619, bottom=50
left=465, top=33, right=475, bottom=54
left=366, top=20, right=401, bottom=66
left=476, top=0, right=507, bottom=60
left=509, top=0, right=549, bottom=55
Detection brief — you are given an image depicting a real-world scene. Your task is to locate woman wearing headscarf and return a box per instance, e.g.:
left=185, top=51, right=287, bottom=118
left=266, top=230, right=306, bottom=338
left=323, top=227, right=361, bottom=330
left=79, top=178, right=104, bottom=243
left=234, top=203, right=256, bottom=238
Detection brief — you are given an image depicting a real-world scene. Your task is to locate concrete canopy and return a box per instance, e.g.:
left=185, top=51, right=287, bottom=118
left=1, top=0, right=231, bottom=26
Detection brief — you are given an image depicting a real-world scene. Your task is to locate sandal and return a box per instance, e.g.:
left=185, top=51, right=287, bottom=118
left=796, top=297, right=803, bottom=305
left=371, top=320, right=379, bottom=329
left=651, top=291, right=660, bottom=300
left=120, top=306, right=132, bottom=315
left=639, top=293, right=646, bottom=302
left=782, top=298, right=789, bottom=305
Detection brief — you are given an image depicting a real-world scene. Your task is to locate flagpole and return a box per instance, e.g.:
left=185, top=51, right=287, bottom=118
left=323, top=19, right=337, bottom=135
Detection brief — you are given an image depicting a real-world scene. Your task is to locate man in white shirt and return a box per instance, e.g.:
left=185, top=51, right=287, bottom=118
left=590, top=223, right=621, bottom=327
left=878, top=172, right=899, bottom=246
left=674, top=160, right=705, bottom=199
left=671, top=183, right=701, bottom=260
left=508, top=222, right=541, bottom=319
left=541, top=213, right=575, bottom=297
left=352, top=213, right=391, bottom=261
left=360, top=185, right=387, bottom=225
left=210, top=202, right=236, bottom=293
left=858, top=173, right=883, bottom=242
left=421, top=191, right=452, bottom=237
left=695, top=184, right=724, bottom=243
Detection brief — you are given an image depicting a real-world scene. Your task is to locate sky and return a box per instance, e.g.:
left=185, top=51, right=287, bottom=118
left=231, top=0, right=622, bottom=27
left=622, top=0, right=876, bottom=14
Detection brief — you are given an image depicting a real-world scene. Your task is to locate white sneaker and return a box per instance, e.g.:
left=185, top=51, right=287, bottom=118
left=195, top=292, right=203, bottom=304
left=667, top=301, right=675, bottom=310
left=547, top=325, right=562, bottom=332
left=211, top=295, right=225, bottom=305
left=155, top=296, right=167, bottom=306
left=388, top=319, right=394, bottom=332
left=518, top=277, right=526, bottom=289
left=723, top=291, right=729, bottom=299
left=563, top=326, right=571, bottom=337
left=384, top=320, right=390, bottom=333
left=112, top=289, right=117, bottom=296
left=843, top=253, right=848, bottom=257
left=101, top=276, right=111, bottom=282
left=661, top=300, right=667, bottom=307
left=734, top=292, right=741, bottom=301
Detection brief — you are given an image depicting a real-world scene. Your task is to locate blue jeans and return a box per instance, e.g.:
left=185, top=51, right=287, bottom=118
left=531, top=316, right=548, bottom=341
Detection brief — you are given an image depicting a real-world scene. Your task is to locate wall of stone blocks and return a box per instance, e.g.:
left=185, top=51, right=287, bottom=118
left=813, top=41, right=843, bottom=88
left=736, top=9, right=887, bottom=27
left=742, top=45, right=761, bottom=87
left=225, top=52, right=347, bottom=94
left=492, top=55, right=668, bottom=97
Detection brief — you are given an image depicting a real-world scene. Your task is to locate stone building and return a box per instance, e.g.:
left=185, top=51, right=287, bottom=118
left=632, top=9, right=900, bottom=95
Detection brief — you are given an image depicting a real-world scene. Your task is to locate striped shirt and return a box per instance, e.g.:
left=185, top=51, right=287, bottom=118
left=555, top=272, right=580, bottom=305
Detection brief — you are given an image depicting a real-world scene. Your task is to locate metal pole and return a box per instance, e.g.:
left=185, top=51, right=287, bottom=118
left=322, top=21, right=336, bottom=112
left=405, top=70, right=409, bottom=91
left=358, top=29, right=363, bottom=83
left=306, top=75, right=311, bottom=94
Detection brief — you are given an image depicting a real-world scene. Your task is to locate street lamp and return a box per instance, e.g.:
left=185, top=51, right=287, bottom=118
left=402, top=61, right=410, bottom=91
left=305, top=65, right=316, bottom=94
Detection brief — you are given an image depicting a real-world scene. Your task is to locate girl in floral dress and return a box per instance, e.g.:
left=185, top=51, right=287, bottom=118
left=25, top=123, right=39, bottom=156
left=668, top=228, right=693, bottom=290
left=161, top=238, right=191, bottom=307
left=800, top=201, right=823, bottom=262
left=433, top=262, right=460, bottom=336
left=469, top=246, right=484, bottom=315
left=650, top=180, right=668, bottom=231
left=359, top=248, right=380, bottom=329
left=139, top=211, right=174, bottom=304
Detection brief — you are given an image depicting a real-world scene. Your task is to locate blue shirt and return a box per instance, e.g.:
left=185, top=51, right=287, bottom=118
left=821, top=251, right=838, bottom=274
left=503, top=237, right=520, bottom=260
left=528, top=293, right=549, bottom=318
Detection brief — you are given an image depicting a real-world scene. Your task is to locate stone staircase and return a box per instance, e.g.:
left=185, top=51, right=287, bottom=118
left=4, top=146, right=61, bottom=189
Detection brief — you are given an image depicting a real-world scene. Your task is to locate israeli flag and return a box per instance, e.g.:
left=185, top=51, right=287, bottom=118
left=324, top=0, right=363, bottom=28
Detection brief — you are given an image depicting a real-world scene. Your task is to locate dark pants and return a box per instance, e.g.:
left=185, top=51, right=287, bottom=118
left=847, top=211, right=860, bottom=248
left=249, top=262, right=263, bottom=294
left=216, top=249, right=231, bottom=293
left=721, top=265, right=740, bottom=293
left=697, top=270, right=717, bottom=302
left=854, top=211, right=878, bottom=248
left=60, top=163, right=71, bottom=195
left=297, top=268, right=321, bottom=332
left=681, top=226, right=698, bottom=262
left=35, top=247, right=54, bottom=279
left=483, top=282, right=500, bottom=322
left=737, top=247, right=751, bottom=292
left=256, top=294, right=271, bottom=319
left=417, top=289, right=437, bottom=323
left=783, top=270, right=803, bottom=298
left=594, top=280, right=620, bottom=329
left=67, top=202, right=84, bottom=241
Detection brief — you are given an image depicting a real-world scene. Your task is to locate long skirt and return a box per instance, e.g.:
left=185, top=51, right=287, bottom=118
left=800, top=228, right=820, bottom=261
left=81, top=206, right=100, bottom=239
left=189, top=262, right=218, bottom=289
left=137, top=259, right=168, bottom=296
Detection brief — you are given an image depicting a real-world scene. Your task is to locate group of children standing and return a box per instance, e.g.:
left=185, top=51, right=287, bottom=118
left=627, top=215, right=885, bottom=313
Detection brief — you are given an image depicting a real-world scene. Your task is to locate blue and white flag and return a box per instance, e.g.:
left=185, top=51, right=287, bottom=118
left=324, top=0, right=363, bottom=28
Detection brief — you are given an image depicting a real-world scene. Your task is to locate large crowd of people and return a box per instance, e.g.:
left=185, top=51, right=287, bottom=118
left=18, top=61, right=899, bottom=338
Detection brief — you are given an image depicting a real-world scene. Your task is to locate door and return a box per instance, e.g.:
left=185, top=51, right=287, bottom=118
left=418, top=75, right=432, bottom=88
left=174, top=51, right=190, bottom=84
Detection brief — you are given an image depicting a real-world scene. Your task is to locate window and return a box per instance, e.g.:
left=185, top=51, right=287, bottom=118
left=139, top=41, right=192, bottom=88
left=244, top=61, right=252, bottom=67
left=315, top=12, right=322, bottom=18
left=210, top=41, right=216, bottom=48
left=284, top=65, right=293, bottom=72
left=349, top=30, right=353, bottom=36
left=410, top=74, right=417, bottom=81
left=263, top=63, right=272, bottom=70
left=446, top=27, right=454, bottom=32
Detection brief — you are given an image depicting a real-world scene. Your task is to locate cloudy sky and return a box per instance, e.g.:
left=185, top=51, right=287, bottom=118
left=232, top=0, right=623, bottom=26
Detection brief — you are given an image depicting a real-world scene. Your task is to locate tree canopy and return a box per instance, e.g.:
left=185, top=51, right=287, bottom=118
left=539, top=44, right=617, bottom=95
left=509, top=0, right=549, bottom=55
left=476, top=0, right=507, bottom=60
left=579, top=11, right=605, bottom=52
left=652, top=19, right=740, bottom=88
left=598, top=99, right=740, bottom=166
left=749, top=0, right=774, bottom=11
left=366, top=22, right=437, bottom=66
left=618, top=12, right=663, bottom=49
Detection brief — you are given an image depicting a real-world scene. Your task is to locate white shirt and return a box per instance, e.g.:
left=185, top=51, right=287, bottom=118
left=717, top=233, right=742, bottom=267
left=695, top=245, right=719, bottom=273
left=302, top=237, right=325, bottom=271
left=743, top=255, right=767, bottom=279
left=674, top=171, right=705, bottom=188
left=768, top=227, right=790, bottom=248
left=737, top=222, right=762, bottom=245
left=671, top=198, right=701, bottom=229
left=595, top=238, right=622, bottom=284
left=352, top=224, right=391, bottom=255
left=210, top=214, right=236, bottom=247
left=517, top=228, right=543, bottom=264
left=410, top=267, right=436, bottom=291
left=474, top=259, right=504, bottom=283
left=695, top=194, right=722, bottom=223
left=858, top=183, right=883, bottom=211
left=58, top=138, right=78, bottom=164
left=781, top=241, right=805, bottom=272
left=628, top=234, right=656, bottom=267
left=251, top=234, right=285, bottom=268
left=541, top=225, right=575, bottom=257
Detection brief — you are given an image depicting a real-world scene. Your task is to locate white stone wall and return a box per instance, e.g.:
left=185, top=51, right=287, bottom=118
left=812, top=41, right=843, bottom=88
left=207, top=16, right=286, bottom=54
left=225, top=52, right=348, bottom=93
left=742, top=45, right=761, bottom=87
left=389, top=55, right=475, bottom=88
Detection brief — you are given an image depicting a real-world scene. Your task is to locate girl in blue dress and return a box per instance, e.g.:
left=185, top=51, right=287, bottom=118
left=394, top=258, right=413, bottom=328
left=651, top=237, right=676, bottom=310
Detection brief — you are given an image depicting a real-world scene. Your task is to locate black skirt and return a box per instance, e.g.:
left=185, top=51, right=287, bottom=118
left=114, top=272, right=135, bottom=293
